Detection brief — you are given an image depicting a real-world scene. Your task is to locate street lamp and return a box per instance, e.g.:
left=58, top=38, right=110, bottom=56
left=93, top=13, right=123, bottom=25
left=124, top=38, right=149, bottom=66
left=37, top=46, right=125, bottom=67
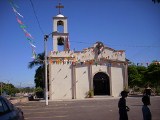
left=44, top=32, right=52, bottom=106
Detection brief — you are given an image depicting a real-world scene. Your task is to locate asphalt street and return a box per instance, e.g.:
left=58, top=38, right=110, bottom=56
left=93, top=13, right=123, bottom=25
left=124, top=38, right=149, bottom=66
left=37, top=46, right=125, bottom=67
left=16, top=96, right=160, bottom=120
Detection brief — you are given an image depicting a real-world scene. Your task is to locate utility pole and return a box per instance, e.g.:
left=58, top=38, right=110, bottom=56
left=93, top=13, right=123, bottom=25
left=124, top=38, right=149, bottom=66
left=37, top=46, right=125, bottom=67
left=44, top=32, right=53, bottom=106
left=44, top=35, right=48, bottom=105
left=44, top=35, right=49, bottom=106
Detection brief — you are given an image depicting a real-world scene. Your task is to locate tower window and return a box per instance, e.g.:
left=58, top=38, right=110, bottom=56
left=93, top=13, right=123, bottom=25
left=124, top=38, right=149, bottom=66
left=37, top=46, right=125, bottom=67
left=57, top=20, right=64, bottom=33
left=57, top=37, right=64, bottom=46
left=57, top=20, right=64, bottom=26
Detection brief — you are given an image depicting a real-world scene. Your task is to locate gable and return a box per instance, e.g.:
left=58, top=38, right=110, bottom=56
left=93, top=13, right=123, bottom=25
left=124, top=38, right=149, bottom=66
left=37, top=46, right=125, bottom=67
left=74, top=42, right=125, bottom=62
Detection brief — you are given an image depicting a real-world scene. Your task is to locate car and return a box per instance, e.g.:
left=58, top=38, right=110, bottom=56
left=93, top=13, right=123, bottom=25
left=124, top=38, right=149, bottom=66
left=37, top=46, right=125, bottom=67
left=28, top=94, right=34, bottom=101
left=0, top=96, right=24, bottom=120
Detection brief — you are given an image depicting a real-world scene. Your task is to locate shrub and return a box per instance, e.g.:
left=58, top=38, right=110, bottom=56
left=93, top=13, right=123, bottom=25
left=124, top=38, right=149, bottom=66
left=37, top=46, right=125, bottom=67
left=34, top=87, right=44, bottom=98
left=86, top=90, right=94, bottom=98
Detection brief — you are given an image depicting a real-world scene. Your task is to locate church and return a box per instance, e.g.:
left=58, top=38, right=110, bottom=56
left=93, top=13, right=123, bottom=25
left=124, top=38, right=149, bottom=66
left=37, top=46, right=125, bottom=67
left=48, top=3, right=128, bottom=100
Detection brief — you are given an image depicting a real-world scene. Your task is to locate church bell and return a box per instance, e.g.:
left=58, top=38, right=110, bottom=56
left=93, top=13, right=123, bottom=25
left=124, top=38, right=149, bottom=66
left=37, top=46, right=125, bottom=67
left=57, top=37, right=64, bottom=45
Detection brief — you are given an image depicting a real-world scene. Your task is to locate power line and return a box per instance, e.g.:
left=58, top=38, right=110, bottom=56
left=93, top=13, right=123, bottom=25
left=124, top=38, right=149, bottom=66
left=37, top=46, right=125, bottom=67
left=70, top=40, right=160, bottom=48
left=29, top=0, right=44, bottom=35
left=70, top=41, right=91, bottom=45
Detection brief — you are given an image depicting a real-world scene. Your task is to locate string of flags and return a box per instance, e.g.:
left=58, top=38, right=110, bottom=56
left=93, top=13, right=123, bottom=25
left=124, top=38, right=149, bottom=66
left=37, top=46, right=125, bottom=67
left=9, top=0, right=37, bottom=59
left=48, top=50, right=159, bottom=67
left=135, top=62, right=160, bottom=66
left=49, top=58, right=113, bottom=67
left=48, top=57, right=160, bottom=67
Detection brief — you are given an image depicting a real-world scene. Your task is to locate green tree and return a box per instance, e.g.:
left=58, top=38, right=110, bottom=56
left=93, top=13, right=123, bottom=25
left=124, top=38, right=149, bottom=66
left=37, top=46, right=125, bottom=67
left=28, top=52, right=45, bottom=89
left=34, top=66, right=44, bottom=88
left=0, top=82, right=18, bottom=96
left=22, top=87, right=34, bottom=93
left=128, top=65, right=147, bottom=87
left=28, top=52, right=44, bottom=69
left=128, top=61, right=160, bottom=90
left=128, top=65, right=140, bottom=87
left=34, top=86, right=44, bottom=98
left=136, top=66, right=147, bottom=86
left=145, top=62, right=160, bottom=87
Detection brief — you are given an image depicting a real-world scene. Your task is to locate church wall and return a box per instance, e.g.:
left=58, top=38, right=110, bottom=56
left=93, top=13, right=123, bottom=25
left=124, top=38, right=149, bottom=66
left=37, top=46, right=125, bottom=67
left=49, top=64, right=72, bottom=100
left=111, top=65, right=124, bottom=97
left=98, top=49, right=114, bottom=60
left=75, top=49, right=125, bottom=62
left=92, top=65, right=108, bottom=75
left=75, top=66, right=89, bottom=99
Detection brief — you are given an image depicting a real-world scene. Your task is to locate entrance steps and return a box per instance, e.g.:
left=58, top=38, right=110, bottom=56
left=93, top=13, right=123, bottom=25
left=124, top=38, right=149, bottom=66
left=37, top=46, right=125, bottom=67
left=92, top=95, right=119, bottom=99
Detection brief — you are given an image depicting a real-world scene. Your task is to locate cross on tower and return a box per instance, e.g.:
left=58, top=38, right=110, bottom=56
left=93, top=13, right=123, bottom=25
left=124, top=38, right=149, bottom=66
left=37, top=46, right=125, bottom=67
left=56, top=3, right=64, bottom=14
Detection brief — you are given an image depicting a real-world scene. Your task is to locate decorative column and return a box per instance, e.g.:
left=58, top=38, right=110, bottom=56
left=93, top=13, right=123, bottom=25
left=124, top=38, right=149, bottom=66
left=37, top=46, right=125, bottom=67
left=71, top=64, right=76, bottom=99
left=88, top=64, right=93, bottom=91
left=107, top=62, right=112, bottom=96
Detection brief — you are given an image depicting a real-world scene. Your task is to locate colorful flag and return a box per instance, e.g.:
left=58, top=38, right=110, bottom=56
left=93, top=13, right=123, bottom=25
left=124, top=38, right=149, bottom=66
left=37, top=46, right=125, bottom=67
left=31, top=49, right=37, bottom=59
left=26, top=38, right=33, bottom=42
left=25, top=33, right=33, bottom=39
left=16, top=17, right=23, bottom=24
left=12, top=7, right=23, bottom=18
left=29, top=42, right=36, bottom=48
left=23, top=29, right=28, bottom=33
left=10, top=0, right=37, bottom=59
left=20, top=25, right=26, bottom=29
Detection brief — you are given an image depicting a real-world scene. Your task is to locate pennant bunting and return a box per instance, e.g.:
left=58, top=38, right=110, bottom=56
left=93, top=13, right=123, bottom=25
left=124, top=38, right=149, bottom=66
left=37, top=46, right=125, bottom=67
left=9, top=0, right=37, bottom=59
left=9, top=0, right=19, bottom=9
left=20, top=25, right=26, bottom=29
left=12, top=7, right=23, bottom=18
left=26, top=38, right=34, bottom=43
left=29, top=42, right=36, bottom=48
left=16, top=17, right=23, bottom=24
left=22, top=28, right=28, bottom=33
left=31, top=49, right=37, bottom=59
left=25, top=33, right=34, bottom=39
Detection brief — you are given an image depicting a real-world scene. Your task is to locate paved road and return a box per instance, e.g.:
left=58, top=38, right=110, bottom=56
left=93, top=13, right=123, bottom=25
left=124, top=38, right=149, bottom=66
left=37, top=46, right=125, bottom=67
left=16, top=96, right=160, bottom=120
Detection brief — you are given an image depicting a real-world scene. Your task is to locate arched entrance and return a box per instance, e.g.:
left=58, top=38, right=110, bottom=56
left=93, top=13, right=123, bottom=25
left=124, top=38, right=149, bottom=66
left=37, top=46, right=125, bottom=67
left=93, top=72, right=110, bottom=95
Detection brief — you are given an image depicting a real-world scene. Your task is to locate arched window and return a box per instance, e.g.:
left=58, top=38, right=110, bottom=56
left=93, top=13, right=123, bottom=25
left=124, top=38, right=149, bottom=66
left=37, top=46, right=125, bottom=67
left=57, top=37, right=64, bottom=46
left=57, top=20, right=64, bottom=33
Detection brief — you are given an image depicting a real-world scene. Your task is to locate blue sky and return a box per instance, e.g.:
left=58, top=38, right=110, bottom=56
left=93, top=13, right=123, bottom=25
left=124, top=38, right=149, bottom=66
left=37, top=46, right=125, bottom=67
left=0, top=0, right=160, bottom=87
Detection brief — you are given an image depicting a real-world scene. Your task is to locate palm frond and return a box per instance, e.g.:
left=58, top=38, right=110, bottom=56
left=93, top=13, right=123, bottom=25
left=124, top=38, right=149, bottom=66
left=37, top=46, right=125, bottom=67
left=28, top=52, right=45, bottom=69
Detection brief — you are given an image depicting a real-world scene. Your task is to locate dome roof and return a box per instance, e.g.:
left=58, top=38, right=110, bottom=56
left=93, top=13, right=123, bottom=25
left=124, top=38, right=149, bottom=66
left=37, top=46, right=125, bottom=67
left=56, top=14, right=64, bottom=17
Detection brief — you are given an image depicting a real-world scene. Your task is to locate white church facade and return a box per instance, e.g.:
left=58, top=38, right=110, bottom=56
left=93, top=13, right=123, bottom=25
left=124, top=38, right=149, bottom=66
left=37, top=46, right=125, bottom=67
left=48, top=3, right=128, bottom=100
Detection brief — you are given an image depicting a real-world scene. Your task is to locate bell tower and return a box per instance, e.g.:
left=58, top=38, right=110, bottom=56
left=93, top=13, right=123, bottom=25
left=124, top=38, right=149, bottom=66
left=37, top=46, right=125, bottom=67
left=52, top=3, right=70, bottom=51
